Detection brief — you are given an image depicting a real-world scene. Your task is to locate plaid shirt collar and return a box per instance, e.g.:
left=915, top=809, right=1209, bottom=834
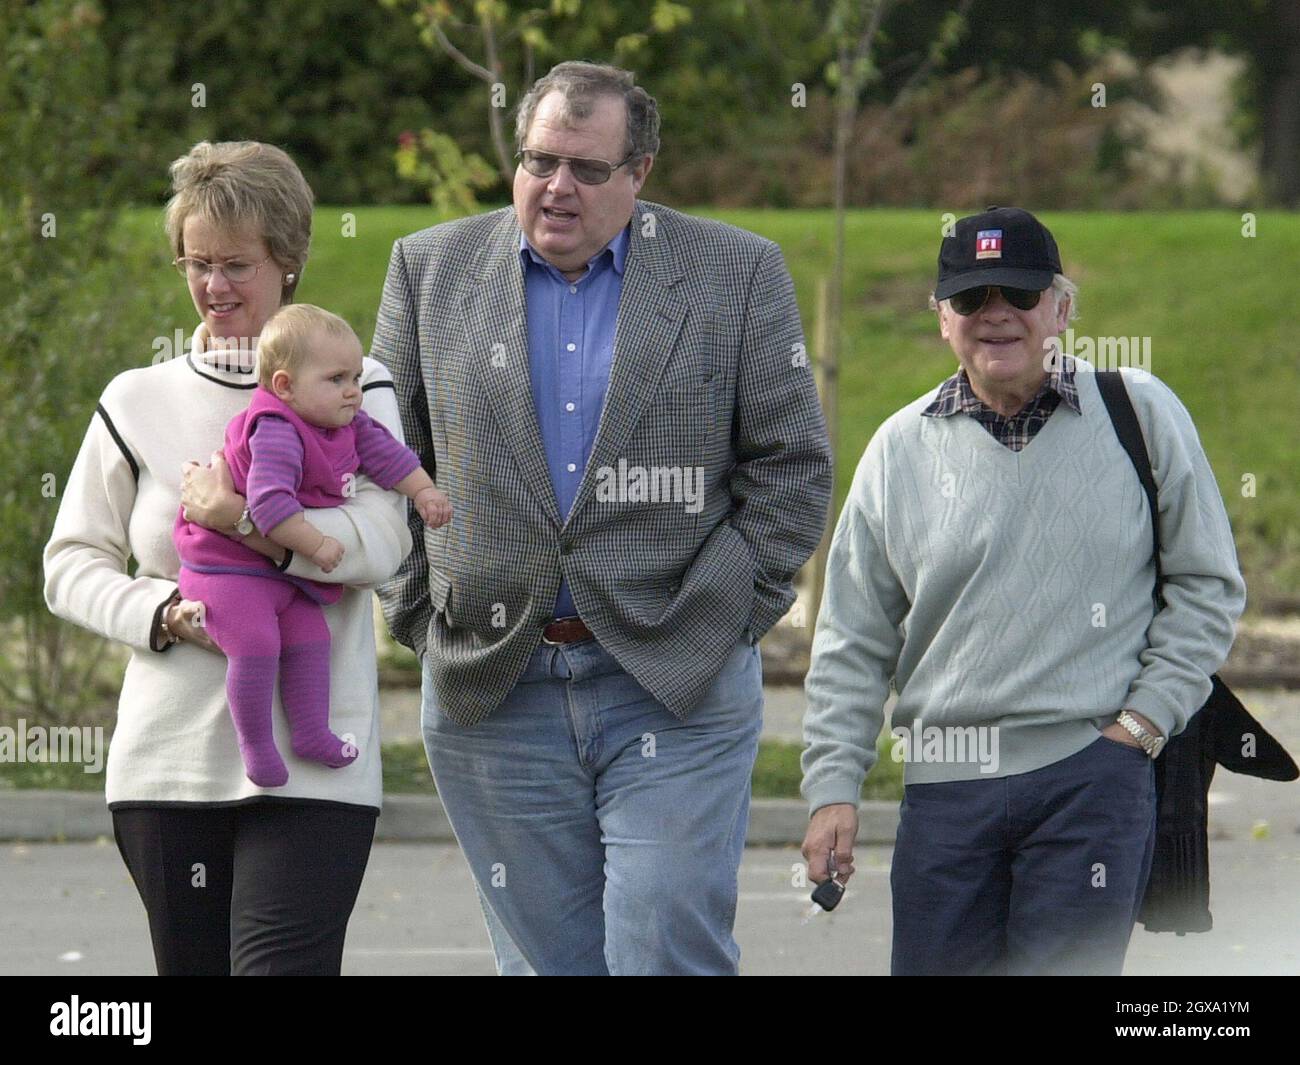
left=922, top=358, right=1081, bottom=419
left=921, top=358, right=1081, bottom=451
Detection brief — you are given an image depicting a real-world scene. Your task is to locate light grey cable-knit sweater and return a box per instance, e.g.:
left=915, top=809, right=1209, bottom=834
left=801, top=364, right=1245, bottom=811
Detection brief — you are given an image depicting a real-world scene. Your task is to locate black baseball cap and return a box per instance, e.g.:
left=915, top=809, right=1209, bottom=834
left=935, top=206, right=1061, bottom=300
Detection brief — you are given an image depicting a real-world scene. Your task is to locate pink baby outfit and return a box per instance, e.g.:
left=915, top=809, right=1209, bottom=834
left=174, top=386, right=421, bottom=787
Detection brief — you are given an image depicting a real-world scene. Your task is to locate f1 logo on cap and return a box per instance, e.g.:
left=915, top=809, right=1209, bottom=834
left=975, top=229, right=1002, bottom=259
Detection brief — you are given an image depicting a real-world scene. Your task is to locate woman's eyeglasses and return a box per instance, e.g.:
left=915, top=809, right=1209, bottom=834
left=517, top=149, right=637, bottom=186
left=173, top=255, right=273, bottom=284
left=949, top=285, right=1044, bottom=315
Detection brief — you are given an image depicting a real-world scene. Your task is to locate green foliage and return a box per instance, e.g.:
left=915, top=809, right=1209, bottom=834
left=0, top=0, right=1273, bottom=212
left=395, top=129, right=498, bottom=216
left=752, top=735, right=903, bottom=800
left=0, top=0, right=165, bottom=723
left=649, top=0, right=691, bottom=33
left=0, top=735, right=906, bottom=799
left=613, top=32, right=648, bottom=58
left=876, top=0, right=1296, bottom=204
left=391, top=0, right=704, bottom=194
left=380, top=741, right=438, bottom=796
left=751, top=739, right=802, bottom=798
left=0, top=755, right=110, bottom=792
left=98, top=0, right=476, bottom=205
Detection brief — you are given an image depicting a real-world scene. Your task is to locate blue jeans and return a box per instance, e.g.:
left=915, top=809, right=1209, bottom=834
left=889, top=734, right=1158, bottom=975
left=421, top=636, right=764, bottom=975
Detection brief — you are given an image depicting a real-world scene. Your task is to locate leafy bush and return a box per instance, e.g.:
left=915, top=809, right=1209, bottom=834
left=0, top=0, right=170, bottom=726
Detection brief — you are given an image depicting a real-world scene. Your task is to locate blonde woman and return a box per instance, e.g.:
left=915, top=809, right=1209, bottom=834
left=44, top=142, right=412, bottom=975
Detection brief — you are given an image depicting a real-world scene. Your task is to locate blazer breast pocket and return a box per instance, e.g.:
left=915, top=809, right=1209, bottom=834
left=657, top=334, right=713, bottom=393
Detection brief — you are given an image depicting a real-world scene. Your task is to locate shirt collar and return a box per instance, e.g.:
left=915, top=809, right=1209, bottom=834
left=1051, top=357, right=1081, bottom=414
left=519, top=223, right=630, bottom=279
left=922, top=357, right=1081, bottom=418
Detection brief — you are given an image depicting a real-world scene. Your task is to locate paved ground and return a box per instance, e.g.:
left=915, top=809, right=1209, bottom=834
left=5, top=687, right=1297, bottom=976
left=4, top=832, right=1297, bottom=976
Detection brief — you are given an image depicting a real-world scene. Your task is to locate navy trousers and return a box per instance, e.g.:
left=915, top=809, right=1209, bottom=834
left=890, top=734, right=1157, bottom=976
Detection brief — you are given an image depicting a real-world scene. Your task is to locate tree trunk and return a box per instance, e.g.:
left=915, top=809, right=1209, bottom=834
left=1261, top=0, right=1300, bottom=205
left=479, top=10, right=514, bottom=186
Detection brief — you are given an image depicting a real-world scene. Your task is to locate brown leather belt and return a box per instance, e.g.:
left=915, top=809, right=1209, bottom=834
left=541, top=616, right=594, bottom=645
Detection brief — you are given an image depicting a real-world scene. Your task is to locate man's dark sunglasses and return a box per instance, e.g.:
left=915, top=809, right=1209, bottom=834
left=949, top=285, right=1044, bottom=315
left=517, top=149, right=636, bottom=185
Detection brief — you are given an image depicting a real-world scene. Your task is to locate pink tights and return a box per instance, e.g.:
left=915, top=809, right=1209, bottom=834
left=177, top=571, right=357, bottom=787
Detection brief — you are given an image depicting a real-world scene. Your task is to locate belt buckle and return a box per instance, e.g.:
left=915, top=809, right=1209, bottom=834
left=541, top=616, right=581, bottom=646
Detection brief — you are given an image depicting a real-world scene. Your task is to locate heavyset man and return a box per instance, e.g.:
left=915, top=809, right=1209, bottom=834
left=374, top=61, right=831, bottom=975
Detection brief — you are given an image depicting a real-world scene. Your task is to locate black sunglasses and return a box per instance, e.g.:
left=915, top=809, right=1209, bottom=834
left=949, top=285, right=1044, bottom=315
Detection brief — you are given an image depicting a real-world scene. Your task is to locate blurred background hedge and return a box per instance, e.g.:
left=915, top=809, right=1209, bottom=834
left=36, top=0, right=1300, bottom=211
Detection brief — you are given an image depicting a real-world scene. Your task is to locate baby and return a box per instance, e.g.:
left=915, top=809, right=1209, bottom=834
left=173, top=304, right=450, bottom=787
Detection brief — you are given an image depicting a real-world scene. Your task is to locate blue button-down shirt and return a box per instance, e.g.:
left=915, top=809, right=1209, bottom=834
left=520, top=224, right=630, bottom=618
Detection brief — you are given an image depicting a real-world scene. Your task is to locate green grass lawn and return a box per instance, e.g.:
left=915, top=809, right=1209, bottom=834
left=121, top=205, right=1300, bottom=597
left=0, top=736, right=905, bottom=801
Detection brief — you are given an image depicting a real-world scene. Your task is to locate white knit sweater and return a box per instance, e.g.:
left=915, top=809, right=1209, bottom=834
left=43, top=328, right=412, bottom=809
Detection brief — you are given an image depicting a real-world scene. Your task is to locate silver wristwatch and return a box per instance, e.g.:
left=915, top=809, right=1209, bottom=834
left=1117, top=710, right=1164, bottom=758
left=235, top=503, right=254, bottom=537
left=157, top=592, right=181, bottom=646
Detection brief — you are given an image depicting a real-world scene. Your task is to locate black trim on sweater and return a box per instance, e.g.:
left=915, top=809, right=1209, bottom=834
left=95, top=404, right=140, bottom=482
left=186, top=352, right=258, bottom=389
left=148, top=590, right=181, bottom=653
left=361, top=379, right=395, bottom=393
left=108, top=796, right=381, bottom=815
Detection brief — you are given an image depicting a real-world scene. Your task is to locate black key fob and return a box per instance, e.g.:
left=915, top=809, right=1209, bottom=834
left=811, top=877, right=845, bottom=912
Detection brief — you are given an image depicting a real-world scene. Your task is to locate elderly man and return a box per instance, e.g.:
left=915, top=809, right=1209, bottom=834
left=800, top=206, right=1245, bottom=975
left=373, top=61, right=831, bottom=975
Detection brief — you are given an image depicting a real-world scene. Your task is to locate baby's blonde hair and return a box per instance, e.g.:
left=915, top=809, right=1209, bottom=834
left=257, top=304, right=358, bottom=389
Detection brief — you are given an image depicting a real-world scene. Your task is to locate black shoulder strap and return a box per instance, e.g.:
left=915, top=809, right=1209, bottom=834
left=1095, top=370, right=1165, bottom=608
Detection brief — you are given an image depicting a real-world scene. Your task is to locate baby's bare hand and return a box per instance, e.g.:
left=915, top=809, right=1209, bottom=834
left=415, top=487, right=452, bottom=528
left=312, top=536, right=345, bottom=572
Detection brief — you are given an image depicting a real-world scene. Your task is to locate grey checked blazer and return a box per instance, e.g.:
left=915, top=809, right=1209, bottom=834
left=372, top=200, right=832, bottom=725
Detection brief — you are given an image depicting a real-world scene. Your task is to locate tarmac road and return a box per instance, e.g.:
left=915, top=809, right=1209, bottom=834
left=3, top=687, right=1297, bottom=976
left=3, top=833, right=1297, bottom=976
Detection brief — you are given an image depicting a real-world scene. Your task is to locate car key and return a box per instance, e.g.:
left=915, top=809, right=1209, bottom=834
left=810, top=850, right=846, bottom=912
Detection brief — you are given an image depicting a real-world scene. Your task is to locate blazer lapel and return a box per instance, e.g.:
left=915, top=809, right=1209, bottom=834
left=565, top=201, right=688, bottom=528
left=460, top=210, right=562, bottom=527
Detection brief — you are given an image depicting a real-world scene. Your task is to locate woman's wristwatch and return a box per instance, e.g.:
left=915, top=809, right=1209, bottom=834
left=154, top=591, right=182, bottom=650
left=1117, top=710, right=1165, bottom=758
left=158, top=611, right=179, bottom=645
